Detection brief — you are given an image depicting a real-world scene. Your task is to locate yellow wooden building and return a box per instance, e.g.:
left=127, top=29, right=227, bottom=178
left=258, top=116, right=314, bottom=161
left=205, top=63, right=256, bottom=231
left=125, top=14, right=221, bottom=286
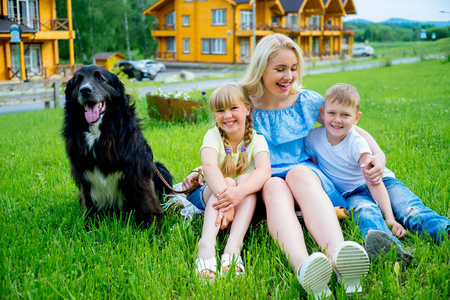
left=0, top=0, right=76, bottom=82
left=144, top=0, right=356, bottom=64
left=91, top=52, right=126, bottom=72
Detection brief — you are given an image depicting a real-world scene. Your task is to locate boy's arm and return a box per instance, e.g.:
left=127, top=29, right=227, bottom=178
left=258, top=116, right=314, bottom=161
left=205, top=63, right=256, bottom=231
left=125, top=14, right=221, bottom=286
left=213, top=151, right=271, bottom=211
left=354, top=125, right=386, bottom=184
left=359, top=153, right=407, bottom=238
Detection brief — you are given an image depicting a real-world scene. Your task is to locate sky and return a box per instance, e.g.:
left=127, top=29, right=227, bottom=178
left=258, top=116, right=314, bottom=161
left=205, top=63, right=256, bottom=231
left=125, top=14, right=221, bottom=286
left=343, top=0, right=450, bottom=23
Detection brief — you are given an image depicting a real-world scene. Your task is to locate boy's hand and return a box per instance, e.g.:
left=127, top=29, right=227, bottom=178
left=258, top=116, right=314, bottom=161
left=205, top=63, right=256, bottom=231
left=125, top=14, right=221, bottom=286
left=213, top=186, right=244, bottom=212
left=361, top=154, right=385, bottom=184
left=387, top=218, right=407, bottom=238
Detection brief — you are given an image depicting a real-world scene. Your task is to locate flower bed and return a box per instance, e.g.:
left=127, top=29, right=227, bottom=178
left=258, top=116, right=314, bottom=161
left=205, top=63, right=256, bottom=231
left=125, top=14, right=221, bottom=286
left=147, top=88, right=206, bottom=122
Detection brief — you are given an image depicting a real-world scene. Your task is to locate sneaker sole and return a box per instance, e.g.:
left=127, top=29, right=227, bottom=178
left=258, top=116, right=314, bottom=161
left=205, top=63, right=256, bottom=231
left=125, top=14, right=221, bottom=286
left=364, top=230, right=413, bottom=268
left=334, top=242, right=369, bottom=295
left=298, top=253, right=333, bottom=299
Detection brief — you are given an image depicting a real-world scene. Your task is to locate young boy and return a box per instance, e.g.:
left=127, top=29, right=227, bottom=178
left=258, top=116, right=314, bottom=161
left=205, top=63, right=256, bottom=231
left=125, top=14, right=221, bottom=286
left=304, top=83, right=450, bottom=267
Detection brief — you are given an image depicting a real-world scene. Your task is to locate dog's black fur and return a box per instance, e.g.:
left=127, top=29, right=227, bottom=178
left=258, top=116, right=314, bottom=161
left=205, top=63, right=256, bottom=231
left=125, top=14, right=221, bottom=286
left=62, top=65, right=172, bottom=228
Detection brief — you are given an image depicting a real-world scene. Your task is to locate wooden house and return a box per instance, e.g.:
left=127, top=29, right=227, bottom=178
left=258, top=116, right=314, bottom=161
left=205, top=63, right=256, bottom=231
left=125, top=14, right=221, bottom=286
left=143, top=0, right=356, bottom=64
left=91, top=52, right=126, bottom=71
left=0, top=0, right=76, bottom=82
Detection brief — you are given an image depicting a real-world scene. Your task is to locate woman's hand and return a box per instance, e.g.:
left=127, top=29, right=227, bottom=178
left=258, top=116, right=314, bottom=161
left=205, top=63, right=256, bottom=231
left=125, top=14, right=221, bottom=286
left=213, top=186, right=244, bottom=212
left=182, top=168, right=204, bottom=190
left=361, top=153, right=386, bottom=184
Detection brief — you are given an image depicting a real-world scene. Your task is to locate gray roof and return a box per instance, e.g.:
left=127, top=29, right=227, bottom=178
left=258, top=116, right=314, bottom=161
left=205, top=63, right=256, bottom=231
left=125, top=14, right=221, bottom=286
left=91, top=52, right=125, bottom=60
left=279, top=0, right=303, bottom=13
left=0, top=16, right=36, bottom=34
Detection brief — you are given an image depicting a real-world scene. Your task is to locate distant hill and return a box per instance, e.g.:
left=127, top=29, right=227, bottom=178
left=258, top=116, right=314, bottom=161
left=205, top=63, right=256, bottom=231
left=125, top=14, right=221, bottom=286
left=345, top=18, right=450, bottom=27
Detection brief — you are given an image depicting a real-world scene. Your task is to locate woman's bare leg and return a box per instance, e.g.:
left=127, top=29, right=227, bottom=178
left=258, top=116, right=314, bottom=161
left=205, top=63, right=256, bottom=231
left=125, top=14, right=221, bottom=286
left=286, top=165, right=344, bottom=258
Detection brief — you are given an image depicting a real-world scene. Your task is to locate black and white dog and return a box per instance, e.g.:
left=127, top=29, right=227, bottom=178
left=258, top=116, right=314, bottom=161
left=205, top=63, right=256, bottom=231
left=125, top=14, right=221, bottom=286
left=62, top=65, right=172, bottom=228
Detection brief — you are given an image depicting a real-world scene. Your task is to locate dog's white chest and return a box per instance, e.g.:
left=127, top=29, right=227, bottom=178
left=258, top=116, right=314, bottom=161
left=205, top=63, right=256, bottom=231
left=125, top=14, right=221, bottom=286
left=84, top=167, right=125, bottom=211
left=84, top=122, right=102, bottom=150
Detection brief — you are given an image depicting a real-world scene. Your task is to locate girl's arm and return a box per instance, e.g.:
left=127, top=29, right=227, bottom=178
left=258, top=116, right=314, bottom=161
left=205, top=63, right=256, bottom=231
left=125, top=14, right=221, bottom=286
left=354, top=125, right=386, bottom=184
left=200, top=148, right=228, bottom=196
left=213, top=151, right=271, bottom=211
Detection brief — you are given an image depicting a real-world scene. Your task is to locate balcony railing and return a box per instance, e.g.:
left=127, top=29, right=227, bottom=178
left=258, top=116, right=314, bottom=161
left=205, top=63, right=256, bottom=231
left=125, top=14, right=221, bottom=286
left=152, top=23, right=175, bottom=31
left=301, top=24, right=321, bottom=31
left=324, top=25, right=341, bottom=31
left=8, top=64, right=83, bottom=80
left=8, top=17, right=70, bottom=31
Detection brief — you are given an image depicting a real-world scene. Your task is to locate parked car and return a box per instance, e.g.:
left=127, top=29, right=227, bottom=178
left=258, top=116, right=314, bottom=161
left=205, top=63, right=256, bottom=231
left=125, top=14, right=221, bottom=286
left=115, top=60, right=157, bottom=81
left=352, top=46, right=374, bottom=57
left=139, top=59, right=166, bottom=73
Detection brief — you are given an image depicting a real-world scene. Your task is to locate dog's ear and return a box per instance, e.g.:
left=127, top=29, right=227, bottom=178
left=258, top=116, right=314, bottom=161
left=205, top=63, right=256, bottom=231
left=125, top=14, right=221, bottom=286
left=65, top=73, right=78, bottom=102
left=110, top=72, right=129, bottom=105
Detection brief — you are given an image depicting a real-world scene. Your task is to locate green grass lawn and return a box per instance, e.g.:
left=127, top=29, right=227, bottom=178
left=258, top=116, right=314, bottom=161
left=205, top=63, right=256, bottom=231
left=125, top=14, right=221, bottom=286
left=1, top=59, right=449, bottom=299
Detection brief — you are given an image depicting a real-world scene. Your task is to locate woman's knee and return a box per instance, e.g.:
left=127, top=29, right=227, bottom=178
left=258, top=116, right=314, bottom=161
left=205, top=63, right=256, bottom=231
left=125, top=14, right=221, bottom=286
left=285, top=165, right=320, bottom=187
left=261, top=177, right=294, bottom=207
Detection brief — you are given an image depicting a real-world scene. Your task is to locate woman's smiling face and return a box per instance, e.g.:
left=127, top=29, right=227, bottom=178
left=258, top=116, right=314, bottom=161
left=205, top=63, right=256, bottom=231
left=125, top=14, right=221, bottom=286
left=262, top=49, right=299, bottom=100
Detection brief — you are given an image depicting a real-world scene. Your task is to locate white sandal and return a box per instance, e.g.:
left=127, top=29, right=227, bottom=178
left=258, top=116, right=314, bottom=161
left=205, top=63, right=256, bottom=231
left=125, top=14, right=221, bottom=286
left=296, top=252, right=333, bottom=300
left=220, top=254, right=245, bottom=277
left=195, top=257, right=217, bottom=282
left=333, top=241, right=369, bottom=295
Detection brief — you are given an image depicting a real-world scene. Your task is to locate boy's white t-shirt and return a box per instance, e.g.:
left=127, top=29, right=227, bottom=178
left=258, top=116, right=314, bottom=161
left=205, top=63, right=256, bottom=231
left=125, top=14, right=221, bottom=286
left=304, top=127, right=394, bottom=194
left=201, top=127, right=269, bottom=179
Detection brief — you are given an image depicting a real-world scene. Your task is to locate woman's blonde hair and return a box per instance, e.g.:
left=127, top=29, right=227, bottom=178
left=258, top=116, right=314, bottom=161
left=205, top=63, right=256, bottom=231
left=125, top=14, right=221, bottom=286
left=209, top=83, right=253, bottom=178
left=241, top=33, right=305, bottom=98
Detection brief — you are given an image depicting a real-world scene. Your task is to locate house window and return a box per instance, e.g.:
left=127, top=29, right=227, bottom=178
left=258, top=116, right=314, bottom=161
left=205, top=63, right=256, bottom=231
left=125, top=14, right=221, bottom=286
left=182, top=38, right=190, bottom=54
left=166, top=11, right=175, bottom=27
left=309, top=15, right=321, bottom=27
left=182, top=15, right=189, bottom=26
left=185, top=0, right=193, bottom=2
left=212, top=9, right=226, bottom=26
left=286, top=13, right=298, bottom=28
left=10, top=43, right=42, bottom=75
left=201, top=38, right=226, bottom=54
left=166, top=37, right=175, bottom=52
left=271, top=16, right=279, bottom=26
left=7, top=0, right=39, bottom=29
left=240, top=10, right=252, bottom=30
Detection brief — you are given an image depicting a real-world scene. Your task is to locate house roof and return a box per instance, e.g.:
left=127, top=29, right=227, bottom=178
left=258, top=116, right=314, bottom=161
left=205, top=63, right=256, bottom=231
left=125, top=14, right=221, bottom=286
left=0, top=17, right=36, bottom=34
left=279, top=0, right=303, bottom=13
left=91, top=52, right=126, bottom=60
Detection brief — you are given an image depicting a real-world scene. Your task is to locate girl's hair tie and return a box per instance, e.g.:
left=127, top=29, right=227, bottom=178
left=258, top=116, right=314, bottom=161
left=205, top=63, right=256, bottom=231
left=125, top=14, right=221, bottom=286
left=240, top=145, right=247, bottom=152
left=225, top=147, right=232, bottom=154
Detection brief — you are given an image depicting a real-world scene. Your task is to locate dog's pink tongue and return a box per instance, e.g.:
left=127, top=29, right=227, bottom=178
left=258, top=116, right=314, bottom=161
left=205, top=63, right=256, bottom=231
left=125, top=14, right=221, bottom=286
left=85, top=103, right=100, bottom=123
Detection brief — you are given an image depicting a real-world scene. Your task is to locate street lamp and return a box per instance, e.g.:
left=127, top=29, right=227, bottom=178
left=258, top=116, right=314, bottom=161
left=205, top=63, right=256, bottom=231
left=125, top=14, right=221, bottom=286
left=10, top=24, right=22, bottom=81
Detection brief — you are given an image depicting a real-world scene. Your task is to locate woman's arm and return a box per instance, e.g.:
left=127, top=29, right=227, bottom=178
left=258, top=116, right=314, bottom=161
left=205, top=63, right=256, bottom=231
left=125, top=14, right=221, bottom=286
left=213, top=151, right=271, bottom=211
left=354, top=125, right=386, bottom=184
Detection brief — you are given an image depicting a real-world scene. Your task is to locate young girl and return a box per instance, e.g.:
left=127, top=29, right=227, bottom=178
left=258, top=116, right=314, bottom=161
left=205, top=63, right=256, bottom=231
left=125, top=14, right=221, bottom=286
left=189, top=82, right=271, bottom=281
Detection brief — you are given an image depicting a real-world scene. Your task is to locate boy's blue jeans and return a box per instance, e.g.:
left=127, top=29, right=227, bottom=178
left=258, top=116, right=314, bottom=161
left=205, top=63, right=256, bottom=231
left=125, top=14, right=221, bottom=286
left=344, top=177, right=450, bottom=244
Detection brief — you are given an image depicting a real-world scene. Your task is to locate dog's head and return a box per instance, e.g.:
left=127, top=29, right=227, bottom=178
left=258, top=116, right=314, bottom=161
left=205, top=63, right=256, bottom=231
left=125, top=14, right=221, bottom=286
left=65, top=65, right=127, bottom=124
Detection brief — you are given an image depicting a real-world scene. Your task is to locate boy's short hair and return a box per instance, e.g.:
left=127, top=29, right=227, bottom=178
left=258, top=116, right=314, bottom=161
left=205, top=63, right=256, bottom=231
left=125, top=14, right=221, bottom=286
left=324, top=83, right=360, bottom=112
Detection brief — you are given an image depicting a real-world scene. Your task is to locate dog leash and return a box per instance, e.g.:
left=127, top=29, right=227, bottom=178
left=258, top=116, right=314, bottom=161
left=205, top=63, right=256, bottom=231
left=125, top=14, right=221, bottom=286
left=154, top=166, right=202, bottom=194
